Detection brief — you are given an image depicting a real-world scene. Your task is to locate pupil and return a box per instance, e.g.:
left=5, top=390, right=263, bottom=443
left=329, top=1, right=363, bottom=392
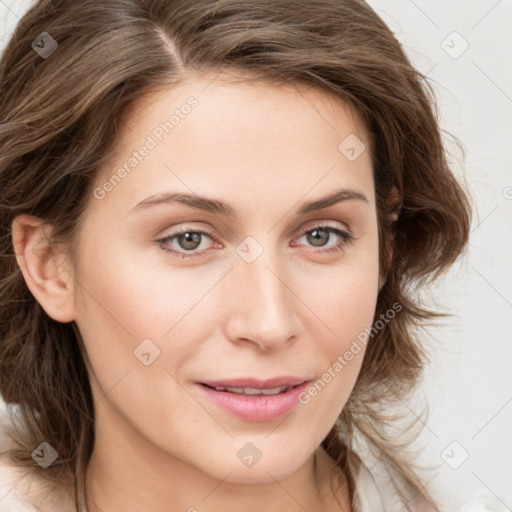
left=180, top=232, right=201, bottom=250
left=308, top=228, right=328, bottom=247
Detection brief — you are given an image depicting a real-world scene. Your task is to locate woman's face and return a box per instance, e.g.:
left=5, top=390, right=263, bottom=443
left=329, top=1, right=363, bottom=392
left=72, top=73, right=379, bottom=484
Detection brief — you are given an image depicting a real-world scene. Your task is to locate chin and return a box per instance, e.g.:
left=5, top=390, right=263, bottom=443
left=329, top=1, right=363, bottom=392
left=223, top=465, right=298, bottom=484
left=211, top=447, right=309, bottom=483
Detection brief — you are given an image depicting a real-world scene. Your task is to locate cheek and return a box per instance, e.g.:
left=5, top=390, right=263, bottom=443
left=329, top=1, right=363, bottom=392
left=304, top=234, right=380, bottom=346
left=73, top=232, right=230, bottom=393
left=296, top=282, right=377, bottom=445
left=299, top=242, right=380, bottom=415
left=73, top=244, right=211, bottom=448
left=75, top=226, right=192, bottom=335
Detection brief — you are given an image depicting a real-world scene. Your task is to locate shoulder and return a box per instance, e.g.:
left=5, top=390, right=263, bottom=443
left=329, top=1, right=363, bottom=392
left=0, top=454, right=75, bottom=512
left=0, top=402, right=75, bottom=512
left=352, top=457, right=437, bottom=512
left=0, top=453, right=39, bottom=511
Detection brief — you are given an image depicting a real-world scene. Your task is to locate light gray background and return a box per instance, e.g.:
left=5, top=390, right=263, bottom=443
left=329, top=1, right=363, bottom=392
left=1, top=1, right=511, bottom=510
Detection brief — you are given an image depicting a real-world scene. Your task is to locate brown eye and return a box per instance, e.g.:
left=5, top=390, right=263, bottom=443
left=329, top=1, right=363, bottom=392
left=295, top=224, right=354, bottom=254
left=176, top=231, right=203, bottom=251
left=306, top=227, right=331, bottom=247
left=157, top=227, right=216, bottom=259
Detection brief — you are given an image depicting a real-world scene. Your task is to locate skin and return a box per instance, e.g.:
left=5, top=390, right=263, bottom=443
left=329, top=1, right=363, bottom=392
left=12, top=72, right=382, bottom=512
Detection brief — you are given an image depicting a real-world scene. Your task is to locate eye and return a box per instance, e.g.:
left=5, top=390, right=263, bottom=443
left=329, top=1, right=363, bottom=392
left=293, top=223, right=354, bottom=255
left=156, top=226, right=217, bottom=259
left=156, top=222, right=354, bottom=259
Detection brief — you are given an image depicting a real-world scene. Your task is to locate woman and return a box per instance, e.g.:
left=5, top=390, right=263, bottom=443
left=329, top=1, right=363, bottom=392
left=0, top=1, right=471, bottom=510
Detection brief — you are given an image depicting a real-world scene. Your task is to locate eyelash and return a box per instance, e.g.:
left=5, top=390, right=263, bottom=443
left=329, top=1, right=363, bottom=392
left=156, top=222, right=354, bottom=260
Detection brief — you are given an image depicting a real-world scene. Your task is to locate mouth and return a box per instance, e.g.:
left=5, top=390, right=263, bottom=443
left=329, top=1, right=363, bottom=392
left=198, top=376, right=309, bottom=395
left=195, top=377, right=312, bottom=422
left=201, top=383, right=296, bottom=395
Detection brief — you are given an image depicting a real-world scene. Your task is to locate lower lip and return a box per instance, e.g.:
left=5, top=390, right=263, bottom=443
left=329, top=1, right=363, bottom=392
left=196, top=381, right=311, bottom=422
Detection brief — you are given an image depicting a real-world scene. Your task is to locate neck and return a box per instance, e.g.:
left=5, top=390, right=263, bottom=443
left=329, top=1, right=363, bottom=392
left=82, top=439, right=350, bottom=512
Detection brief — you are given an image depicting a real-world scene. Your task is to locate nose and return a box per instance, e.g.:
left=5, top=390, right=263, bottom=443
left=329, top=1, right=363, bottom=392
left=223, top=248, right=299, bottom=352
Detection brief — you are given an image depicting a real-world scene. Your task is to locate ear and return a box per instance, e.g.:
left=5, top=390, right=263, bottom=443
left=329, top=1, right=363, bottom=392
left=386, top=185, right=401, bottom=223
left=378, top=185, right=401, bottom=291
left=11, top=214, right=77, bottom=323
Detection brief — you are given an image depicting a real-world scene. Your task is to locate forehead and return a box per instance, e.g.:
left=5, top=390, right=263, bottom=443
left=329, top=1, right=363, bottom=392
left=90, top=71, right=375, bottom=217
left=123, top=71, right=370, bottom=147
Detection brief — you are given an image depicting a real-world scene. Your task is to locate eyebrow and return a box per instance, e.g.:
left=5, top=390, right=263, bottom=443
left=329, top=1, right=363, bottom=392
left=129, top=188, right=369, bottom=216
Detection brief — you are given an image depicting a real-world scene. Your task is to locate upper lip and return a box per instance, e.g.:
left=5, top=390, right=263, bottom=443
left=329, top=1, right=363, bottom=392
left=198, top=377, right=310, bottom=389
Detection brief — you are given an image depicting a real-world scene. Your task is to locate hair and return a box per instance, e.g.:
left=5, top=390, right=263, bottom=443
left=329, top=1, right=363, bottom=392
left=0, top=0, right=471, bottom=510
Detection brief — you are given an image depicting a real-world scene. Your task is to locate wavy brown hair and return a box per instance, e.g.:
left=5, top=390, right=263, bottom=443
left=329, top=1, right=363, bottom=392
left=0, top=0, right=471, bottom=510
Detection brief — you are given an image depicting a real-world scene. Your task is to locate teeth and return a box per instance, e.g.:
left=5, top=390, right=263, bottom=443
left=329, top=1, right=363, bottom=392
left=212, top=385, right=289, bottom=395
left=260, top=386, right=289, bottom=395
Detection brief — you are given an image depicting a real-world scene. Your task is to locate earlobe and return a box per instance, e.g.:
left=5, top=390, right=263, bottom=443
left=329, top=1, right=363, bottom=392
left=388, top=185, right=401, bottom=220
left=379, top=185, right=401, bottom=292
left=11, top=214, right=77, bottom=323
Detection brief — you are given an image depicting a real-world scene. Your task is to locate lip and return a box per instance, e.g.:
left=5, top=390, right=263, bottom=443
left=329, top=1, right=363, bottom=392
left=199, top=376, right=309, bottom=389
left=195, top=379, right=312, bottom=422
